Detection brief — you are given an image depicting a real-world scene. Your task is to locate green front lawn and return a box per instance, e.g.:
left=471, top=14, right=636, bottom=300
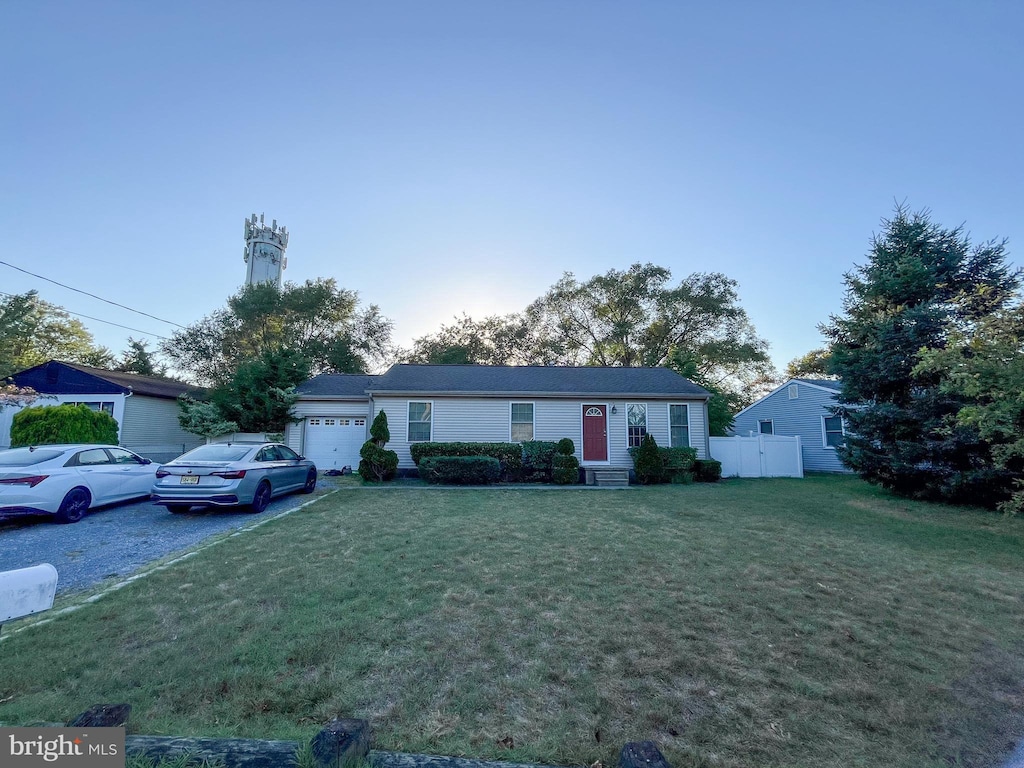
left=2, top=477, right=1023, bottom=768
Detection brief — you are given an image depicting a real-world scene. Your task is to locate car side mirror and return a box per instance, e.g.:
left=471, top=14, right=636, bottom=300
left=141, top=458, right=152, bottom=465
left=298, top=456, right=306, bottom=461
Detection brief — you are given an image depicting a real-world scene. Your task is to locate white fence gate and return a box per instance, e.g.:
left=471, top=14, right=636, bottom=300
left=709, top=435, right=804, bottom=478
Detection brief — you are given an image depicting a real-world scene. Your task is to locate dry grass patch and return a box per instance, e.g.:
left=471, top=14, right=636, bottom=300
left=1, top=476, right=1023, bottom=768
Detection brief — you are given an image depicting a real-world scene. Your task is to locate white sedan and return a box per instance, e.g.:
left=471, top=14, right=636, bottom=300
left=0, top=444, right=157, bottom=524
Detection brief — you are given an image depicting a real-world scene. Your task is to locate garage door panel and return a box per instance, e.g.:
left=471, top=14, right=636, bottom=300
left=304, top=417, right=366, bottom=470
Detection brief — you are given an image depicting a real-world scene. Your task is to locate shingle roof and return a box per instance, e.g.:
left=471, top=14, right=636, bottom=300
left=793, top=378, right=842, bottom=391
left=367, top=364, right=710, bottom=398
left=11, top=361, right=203, bottom=399
left=296, top=373, right=378, bottom=397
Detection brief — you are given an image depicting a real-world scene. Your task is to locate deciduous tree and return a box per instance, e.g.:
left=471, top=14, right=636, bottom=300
left=161, top=279, right=393, bottom=386
left=0, top=291, right=115, bottom=377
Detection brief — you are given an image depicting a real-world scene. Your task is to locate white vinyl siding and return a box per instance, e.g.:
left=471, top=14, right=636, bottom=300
left=371, top=396, right=709, bottom=469
left=510, top=402, right=534, bottom=442
left=120, top=395, right=203, bottom=463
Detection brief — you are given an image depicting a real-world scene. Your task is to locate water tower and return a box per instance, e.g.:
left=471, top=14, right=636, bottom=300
left=243, top=213, right=289, bottom=288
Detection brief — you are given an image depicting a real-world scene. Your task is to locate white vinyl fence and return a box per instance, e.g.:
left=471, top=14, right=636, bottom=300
left=709, top=435, right=804, bottom=478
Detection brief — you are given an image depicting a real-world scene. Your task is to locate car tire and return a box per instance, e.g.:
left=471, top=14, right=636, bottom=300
left=302, top=469, right=317, bottom=494
left=167, top=504, right=191, bottom=514
left=249, top=480, right=271, bottom=514
left=57, top=487, right=90, bottom=524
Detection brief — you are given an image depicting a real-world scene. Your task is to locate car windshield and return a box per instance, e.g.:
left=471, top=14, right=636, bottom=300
left=174, top=445, right=254, bottom=462
left=0, top=448, right=66, bottom=466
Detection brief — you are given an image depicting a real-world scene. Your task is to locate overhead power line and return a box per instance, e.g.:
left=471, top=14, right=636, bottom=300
left=0, top=290, right=169, bottom=340
left=0, top=259, right=186, bottom=328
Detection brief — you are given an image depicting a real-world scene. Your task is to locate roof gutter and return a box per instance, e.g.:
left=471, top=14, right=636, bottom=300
left=366, top=390, right=711, bottom=400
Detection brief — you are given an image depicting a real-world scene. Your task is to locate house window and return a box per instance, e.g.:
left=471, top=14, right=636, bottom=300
left=68, top=401, right=115, bottom=416
left=408, top=402, right=432, bottom=442
left=788, top=384, right=799, bottom=399
left=669, top=404, right=689, bottom=448
left=627, top=403, right=647, bottom=448
left=823, top=415, right=845, bottom=448
left=759, top=419, right=774, bottom=435
left=510, top=402, right=534, bottom=442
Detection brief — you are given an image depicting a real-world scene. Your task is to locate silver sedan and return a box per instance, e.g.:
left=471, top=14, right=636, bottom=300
left=150, top=442, right=317, bottom=515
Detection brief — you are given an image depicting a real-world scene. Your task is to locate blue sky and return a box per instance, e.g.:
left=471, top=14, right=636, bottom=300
left=3, top=1, right=1021, bottom=374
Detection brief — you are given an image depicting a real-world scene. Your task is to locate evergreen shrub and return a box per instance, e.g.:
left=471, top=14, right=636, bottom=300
left=11, top=404, right=118, bottom=447
left=420, top=456, right=501, bottom=485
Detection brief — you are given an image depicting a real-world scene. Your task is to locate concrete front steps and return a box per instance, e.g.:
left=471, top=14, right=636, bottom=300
left=584, top=468, right=631, bottom=487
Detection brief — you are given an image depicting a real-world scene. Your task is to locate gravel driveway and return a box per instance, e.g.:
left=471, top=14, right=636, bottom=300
left=0, top=481, right=336, bottom=595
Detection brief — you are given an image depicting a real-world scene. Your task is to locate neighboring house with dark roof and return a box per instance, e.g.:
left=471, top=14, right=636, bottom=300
left=2, top=360, right=205, bottom=462
left=729, top=378, right=851, bottom=473
left=284, top=364, right=712, bottom=475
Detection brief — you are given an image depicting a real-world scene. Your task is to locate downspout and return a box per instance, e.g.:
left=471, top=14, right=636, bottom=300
left=703, top=397, right=711, bottom=459
left=121, top=389, right=132, bottom=448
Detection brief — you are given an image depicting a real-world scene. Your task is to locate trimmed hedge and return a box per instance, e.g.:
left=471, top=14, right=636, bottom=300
left=521, top=440, right=558, bottom=482
left=551, top=452, right=580, bottom=485
left=628, top=444, right=698, bottom=484
left=10, top=404, right=118, bottom=447
left=420, top=456, right=501, bottom=485
left=693, top=458, right=722, bottom=483
left=410, top=442, right=522, bottom=480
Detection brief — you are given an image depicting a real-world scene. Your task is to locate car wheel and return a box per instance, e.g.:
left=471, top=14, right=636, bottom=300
left=302, top=469, right=317, bottom=494
left=57, top=487, right=91, bottom=524
left=249, top=480, right=271, bottom=514
left=167, top=504, right=191, bottom=514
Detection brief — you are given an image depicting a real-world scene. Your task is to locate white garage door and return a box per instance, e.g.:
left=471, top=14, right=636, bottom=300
left=304, top=417, right=366, bottom=470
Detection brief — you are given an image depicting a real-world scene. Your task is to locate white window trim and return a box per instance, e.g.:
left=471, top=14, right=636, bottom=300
left=821, top=414, right=845, bottom=449
left=509, top=401, right=535, bottom=443
left=667, top=403, right=692, bottom=448
left=580, top=403, right=611, bottom=465
left=625, top=403, right=648, bottom=449
left=407, top=400, right=434, bottom=443
left=758, top=419, right=774, bottom=435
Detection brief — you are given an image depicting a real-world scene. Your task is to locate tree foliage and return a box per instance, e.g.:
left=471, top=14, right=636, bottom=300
left=209, top=348, right=307, bottom=433
left=915, top=305, right=1024, bottom=513
left=0, top=291, right=115, bottom=378
left=785, top=348, right=835, bottom=380
left=161, top=279, right=394, bottom=386
left=407, top=313, right=557, bottom=366
left=406, top=264, right=774, bottom=427
left=822, top=205, right=1021, bottom=506
left=11, top=404, right=119, bottom=447
left=177, top=397, right=239, bottom=439
left=116, top=337, right=166, bottom=376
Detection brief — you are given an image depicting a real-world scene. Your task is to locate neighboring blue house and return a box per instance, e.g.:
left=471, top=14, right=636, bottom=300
left=730, top=378, right=851, bottom=473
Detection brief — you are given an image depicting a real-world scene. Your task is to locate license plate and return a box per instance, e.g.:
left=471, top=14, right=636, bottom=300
left=180, top=475, right=199, bottom=485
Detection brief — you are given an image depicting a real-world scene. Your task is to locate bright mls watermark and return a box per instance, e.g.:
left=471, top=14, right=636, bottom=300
left=2, top=728, right=124, bottom=767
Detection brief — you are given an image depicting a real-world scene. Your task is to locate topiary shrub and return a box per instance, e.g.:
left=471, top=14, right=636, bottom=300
left=551, top=452, right=580, bottom=484
left=358, top=411, right=399, bottom=481
left=410, top=442, right=522, bottom=480
left=693, top=458, right=723, bottom=483
left=520, top=440, right=558, bottom=482
left=632, top=433, right=664, bottom=485
left=11, top=404, right=119, bottom=447
left=369, top=409, right=390, bottom=444
left=420, top=456, right=501, bottom=485
left=556, top=437, right=575, bottom=456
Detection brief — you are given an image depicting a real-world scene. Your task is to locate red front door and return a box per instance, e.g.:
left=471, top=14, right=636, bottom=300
left=582, top=404, right=608, bottom=461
